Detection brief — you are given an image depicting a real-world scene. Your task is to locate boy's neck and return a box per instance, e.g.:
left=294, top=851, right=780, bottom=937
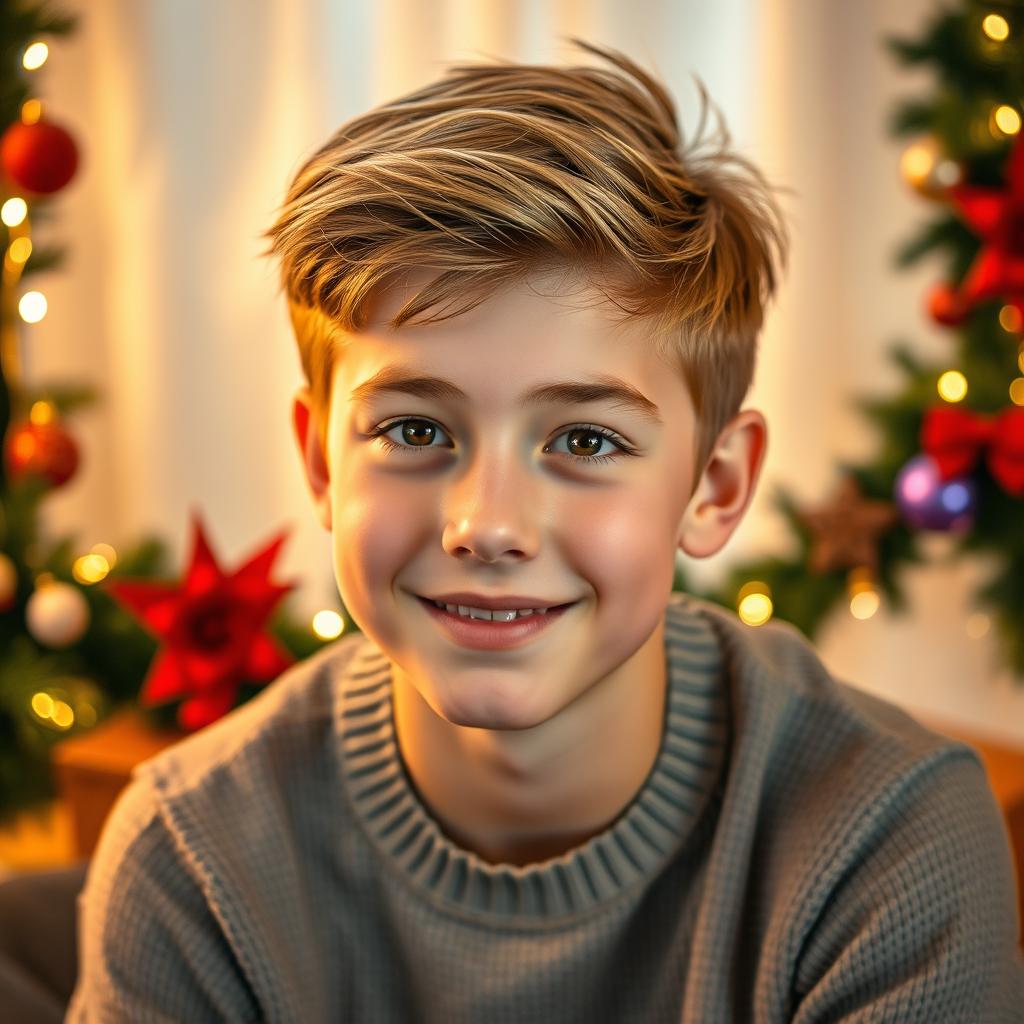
left=390, top=617, right=668, bottom=867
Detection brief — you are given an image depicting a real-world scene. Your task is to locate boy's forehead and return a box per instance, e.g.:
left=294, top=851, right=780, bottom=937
left=333, top=266, right=690, bottom=425
left=361, top=264, right=620, bottom=333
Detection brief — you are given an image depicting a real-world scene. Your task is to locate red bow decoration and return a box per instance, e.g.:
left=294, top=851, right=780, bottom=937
left=947, top=132, right=1024, bottom=320
left=921, top=405, right=1024, bottom=496
left=105, top=509, right=298, bottom=731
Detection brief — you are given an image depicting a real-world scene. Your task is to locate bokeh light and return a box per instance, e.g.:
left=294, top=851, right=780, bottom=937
left=992, top=104, right=1022, bottom=135
left=19, top=291, right=47, bottom=323
left=1, top=197, right=27, bottom=227
left=937, top=369, right=968, bottom=402
left=850, top=588, right=880, bottom=620
left=22, top=41, right=48, bottom=71
left=982, top=13, right=1010, bottom=41
left=999, top=304, right=1022, bottom=333
left=737, top=581, right=773, bottom=626
left=312, top=609, right=345, bottom=639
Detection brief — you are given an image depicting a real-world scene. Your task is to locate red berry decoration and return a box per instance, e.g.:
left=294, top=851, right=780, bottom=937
left=927, top=281, right=968, bottom=326
left=0, top=119, right=78, bottom=195
left=4, top=419, right=80, bottom=488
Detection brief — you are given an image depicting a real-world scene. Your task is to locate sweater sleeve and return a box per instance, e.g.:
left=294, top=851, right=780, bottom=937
left=64, top=775, right=261, bottom=1024
left=790, top=746, right=1024, bottom=1023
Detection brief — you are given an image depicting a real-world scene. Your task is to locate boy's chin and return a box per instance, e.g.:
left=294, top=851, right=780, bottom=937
left=422, top=684, right=565, bottom=733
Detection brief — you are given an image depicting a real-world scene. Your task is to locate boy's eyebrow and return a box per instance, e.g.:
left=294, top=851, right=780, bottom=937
left=349, top=366, right=664, bottom=426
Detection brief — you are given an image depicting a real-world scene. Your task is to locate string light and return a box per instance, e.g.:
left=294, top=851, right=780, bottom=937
left=847, top=567, right=880, bottom=620
left=999, top=304, right=1022, bottom=333
left=849, top=589, right=880, bottom=620
left=982, top=13, right=1010, bottom=41
left=312, top=609, right=345, bottom=639
left=20, top=98, right=41, bottom=125
left=1010, top=377, right=1024, bottom=405
left=22, top=41, right=48, bottom=71
left=1, top=197, right=27, bottom=227
left=73, top=553, right=111, bottom=585
left=30, top=691, right=52, bottom=718
left=991, top=104, right=1021, bottom=136
left=737, top=581, right=773, bottom=626
left=899, top=142, right=934, bottom=183
left=7, top=237, right=31, bottom=265
left=29, top=399, right=55, bottom=424
left=29, top=690, right=75, bottom=729
left=937, top=369, right=968, bottom=402
left=51, top=700, right=74, bottom=728
left=18, top=291, right=47, bottom=323
left=1018, top=341, right=1024, bottom=373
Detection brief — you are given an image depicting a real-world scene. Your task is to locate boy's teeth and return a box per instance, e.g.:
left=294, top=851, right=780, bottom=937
left=433, top=600, right=547, bottom=621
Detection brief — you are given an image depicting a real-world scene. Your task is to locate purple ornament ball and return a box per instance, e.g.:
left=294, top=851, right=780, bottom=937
left=894, top=454, right=976, bottom=532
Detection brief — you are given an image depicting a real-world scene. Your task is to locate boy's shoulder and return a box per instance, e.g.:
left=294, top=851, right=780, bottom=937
left=683, top=591, right=969, bottom=763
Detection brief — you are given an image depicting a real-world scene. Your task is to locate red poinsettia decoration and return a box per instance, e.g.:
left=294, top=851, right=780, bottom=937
left=948, top=131, right=1024, bottom=320
left=105, top=510, right=298, bottom=731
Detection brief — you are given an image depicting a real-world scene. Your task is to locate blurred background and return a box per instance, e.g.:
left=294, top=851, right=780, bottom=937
left=0, top=0, right=1022, bottom=882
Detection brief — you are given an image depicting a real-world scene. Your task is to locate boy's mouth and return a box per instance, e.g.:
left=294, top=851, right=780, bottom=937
left=413, top=594, right=577, bottom=650
left=413, top=594, right=577, bottom=622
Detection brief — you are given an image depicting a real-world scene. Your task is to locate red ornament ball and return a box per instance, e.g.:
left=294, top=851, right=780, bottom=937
left=0, top=119, right=78, bottom=195
left=927, top=282, right=968, bottom=327
left=4, top=419, right=80, bottom=488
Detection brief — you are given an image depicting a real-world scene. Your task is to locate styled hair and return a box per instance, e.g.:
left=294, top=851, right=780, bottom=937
left=262, top=39, right=788, bottom=473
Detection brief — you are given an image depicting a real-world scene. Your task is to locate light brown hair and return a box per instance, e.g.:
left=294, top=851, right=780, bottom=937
left=262, top=39, right=788, bottom=473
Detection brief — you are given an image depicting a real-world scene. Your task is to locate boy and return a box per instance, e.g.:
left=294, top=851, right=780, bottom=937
left=67, top=40, right=1023, bottom=1022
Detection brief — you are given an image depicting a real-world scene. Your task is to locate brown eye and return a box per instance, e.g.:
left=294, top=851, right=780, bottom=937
left=565, top=428, right=604, bottom=457
left=401, top=420, right=435, bottom=446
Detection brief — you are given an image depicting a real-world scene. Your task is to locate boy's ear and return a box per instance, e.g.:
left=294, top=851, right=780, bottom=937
left=677, top=409, right=768, bottom=560
left=292, top=387, right=332, bottom=532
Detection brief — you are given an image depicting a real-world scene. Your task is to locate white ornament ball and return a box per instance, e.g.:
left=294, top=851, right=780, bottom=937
left=26, top=580, right=90, bottom=648
left=0, top=551, right=17, bottom=610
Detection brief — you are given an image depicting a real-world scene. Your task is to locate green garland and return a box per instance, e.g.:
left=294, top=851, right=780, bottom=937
left=681, top=0, right=1024, bottom=680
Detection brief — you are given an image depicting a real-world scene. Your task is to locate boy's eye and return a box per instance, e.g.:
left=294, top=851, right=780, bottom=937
left=368, top=418, right=637, bottom=465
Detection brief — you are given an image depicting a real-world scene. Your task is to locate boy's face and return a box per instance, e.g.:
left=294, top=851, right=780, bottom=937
left=293, top=268, right=766, bottom=732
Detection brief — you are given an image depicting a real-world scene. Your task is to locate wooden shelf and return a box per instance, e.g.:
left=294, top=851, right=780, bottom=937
left=50, top=707, right=185, bottom=861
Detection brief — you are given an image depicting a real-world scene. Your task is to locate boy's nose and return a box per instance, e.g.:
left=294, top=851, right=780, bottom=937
left=439, top=457, right=541, bottom=563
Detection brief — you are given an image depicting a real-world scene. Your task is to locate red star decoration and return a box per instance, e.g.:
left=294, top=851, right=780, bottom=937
left=105, top=509, right=298, bottom=732
left=949, top=131, right=1024, bottom=320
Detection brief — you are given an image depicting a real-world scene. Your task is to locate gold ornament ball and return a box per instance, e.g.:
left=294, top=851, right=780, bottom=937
left=899, top=138, right=963, bottom=199
left=26, top=580, right=90, bottom=647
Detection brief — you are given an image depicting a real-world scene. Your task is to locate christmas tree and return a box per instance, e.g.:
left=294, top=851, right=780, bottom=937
left=0, top=2, right=333, bottom=824
left=677, top=0, right=1024, bottom=682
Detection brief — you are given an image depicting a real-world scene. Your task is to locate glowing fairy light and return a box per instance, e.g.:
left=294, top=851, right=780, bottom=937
left=312, top=609, right=345, bottom=639
left=19, top=291, right=47, bottom=323
left=2, top=197, right=27, bottom=227
left=982, top=13, right=1010, bottom=41
left=22, top=41, right=48, bottom=71
left=937, top=370, right=968, bottom=402
left=737, top=581, right=773, bottom=626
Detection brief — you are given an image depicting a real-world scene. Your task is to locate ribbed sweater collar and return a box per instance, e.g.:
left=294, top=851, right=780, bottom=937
left=335, top=591, right=728, bottom=926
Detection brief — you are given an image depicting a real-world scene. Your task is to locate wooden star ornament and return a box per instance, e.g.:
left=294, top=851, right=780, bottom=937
left=796, top=475, right=901, bottom=575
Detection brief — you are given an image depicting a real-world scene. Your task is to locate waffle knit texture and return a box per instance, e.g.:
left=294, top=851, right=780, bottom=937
left=66, top=592, right=1024, bottom=1022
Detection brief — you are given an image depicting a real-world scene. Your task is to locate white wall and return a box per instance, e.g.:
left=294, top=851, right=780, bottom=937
left=21, top=0, right=1024, bottom=744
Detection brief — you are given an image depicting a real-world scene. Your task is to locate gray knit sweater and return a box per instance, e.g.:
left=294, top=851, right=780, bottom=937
left=66, top=592, right=1024, bottom=1022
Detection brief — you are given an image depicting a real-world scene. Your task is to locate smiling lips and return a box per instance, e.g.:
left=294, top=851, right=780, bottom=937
left=423, top=591, right=575, bottom=611
left=416, top=595, right=576, bottom=650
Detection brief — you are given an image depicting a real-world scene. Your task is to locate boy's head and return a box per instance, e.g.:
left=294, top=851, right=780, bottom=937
left=263, top=42, right=787, bottom=731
